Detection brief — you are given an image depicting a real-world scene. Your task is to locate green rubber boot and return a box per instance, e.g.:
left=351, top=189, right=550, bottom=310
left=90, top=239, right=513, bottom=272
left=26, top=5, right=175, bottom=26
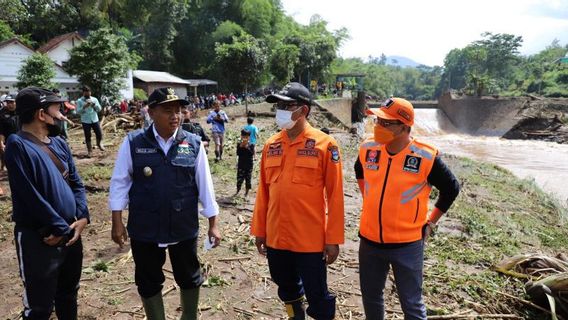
left=141, top=293, right=166, bottom=320
left=180, top=288, right=200, bottom=320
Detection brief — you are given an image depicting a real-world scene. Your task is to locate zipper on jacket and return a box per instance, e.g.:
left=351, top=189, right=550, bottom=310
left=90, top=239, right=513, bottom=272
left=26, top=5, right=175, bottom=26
left=413, top=198, right=420, bottom=223
left=378, top=158, right=392, bottom=243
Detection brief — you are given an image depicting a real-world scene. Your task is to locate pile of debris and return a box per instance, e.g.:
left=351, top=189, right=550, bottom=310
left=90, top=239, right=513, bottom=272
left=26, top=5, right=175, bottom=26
left=495, top=253, right=568, bottom=319
left=503, top=98, right=568, bottom=144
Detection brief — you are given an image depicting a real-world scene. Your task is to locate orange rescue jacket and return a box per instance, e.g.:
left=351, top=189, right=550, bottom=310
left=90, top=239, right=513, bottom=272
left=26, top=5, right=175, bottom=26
left=251, top=123, right=345, bottom=252
left=358, top=138, right=437, bottom=243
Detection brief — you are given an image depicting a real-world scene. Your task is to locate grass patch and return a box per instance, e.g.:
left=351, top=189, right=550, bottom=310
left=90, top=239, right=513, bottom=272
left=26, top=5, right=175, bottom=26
left=421, top=155, right=567, bottom=317
left=79, top=164, right=113, bottom=182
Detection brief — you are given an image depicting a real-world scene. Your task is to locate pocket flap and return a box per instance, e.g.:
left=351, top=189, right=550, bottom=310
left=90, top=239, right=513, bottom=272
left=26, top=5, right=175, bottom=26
left=295, top=157, right=318, bottom=169
left=265, top=156, right=282, bottom=168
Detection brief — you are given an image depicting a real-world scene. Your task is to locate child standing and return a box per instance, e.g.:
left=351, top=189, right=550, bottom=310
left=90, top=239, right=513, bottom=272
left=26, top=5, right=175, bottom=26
left=243, top=117, right=259, bottom=155
left=236, top=129, right=254, bottom=197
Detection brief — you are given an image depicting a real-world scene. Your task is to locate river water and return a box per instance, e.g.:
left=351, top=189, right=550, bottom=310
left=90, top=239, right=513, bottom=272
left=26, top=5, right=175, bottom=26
left=412, top=109, right=568, bottom=205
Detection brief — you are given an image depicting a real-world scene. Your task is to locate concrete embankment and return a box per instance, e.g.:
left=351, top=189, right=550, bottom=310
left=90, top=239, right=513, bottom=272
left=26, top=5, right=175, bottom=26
left=220, top=98, right=354, bottom=128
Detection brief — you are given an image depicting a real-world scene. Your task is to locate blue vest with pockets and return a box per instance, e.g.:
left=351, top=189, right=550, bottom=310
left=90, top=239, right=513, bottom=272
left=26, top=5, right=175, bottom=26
left=127, top=126, right=201, bottom=243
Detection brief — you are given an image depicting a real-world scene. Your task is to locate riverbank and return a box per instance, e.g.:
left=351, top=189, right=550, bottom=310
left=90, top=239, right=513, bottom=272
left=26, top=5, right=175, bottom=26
left=0, top=113, right=565, bottom=319
left=503, top=97, right=568, bottom=144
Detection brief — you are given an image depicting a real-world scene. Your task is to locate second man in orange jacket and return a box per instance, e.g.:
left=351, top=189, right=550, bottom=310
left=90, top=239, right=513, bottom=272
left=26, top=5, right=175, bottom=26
left=251, top=82, right=345, bottom=320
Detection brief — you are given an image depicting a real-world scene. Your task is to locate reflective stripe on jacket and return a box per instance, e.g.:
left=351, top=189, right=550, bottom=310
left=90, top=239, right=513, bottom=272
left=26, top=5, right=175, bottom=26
left=358, top=138, right=437, bottom=243
left=251, top=123, right=344, bottom=252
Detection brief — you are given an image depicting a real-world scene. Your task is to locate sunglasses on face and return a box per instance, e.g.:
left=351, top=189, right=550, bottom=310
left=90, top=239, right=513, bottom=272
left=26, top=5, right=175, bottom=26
left=275, top=101, right=301, bottom=111
left=373, top=117, right=403, bottom=127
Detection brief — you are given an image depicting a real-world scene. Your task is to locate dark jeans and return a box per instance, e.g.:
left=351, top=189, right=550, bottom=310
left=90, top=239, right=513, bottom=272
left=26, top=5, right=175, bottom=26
left=131, top=237, right=203, bottom=298
left=14, top=226, right=83, bottom=320
left=359, top=238, right=426, bottom=320
left=237, top=167, right=252, bottom=190
left=81, top=122, right=102, bottom=144
left=267, top=247, right=336, bottom=320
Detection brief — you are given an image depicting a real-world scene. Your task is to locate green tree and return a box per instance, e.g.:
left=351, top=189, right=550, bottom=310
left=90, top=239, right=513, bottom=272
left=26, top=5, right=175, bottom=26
left=239, top=0, right=274, bottom=38
left=215, top=34, right=267, bottom=112
left=16, top=53, right=57, bottom=89
left=0, top=20, right=15, bottom=42
left=65, top=28, right=140, bottom=100
left=269, top=43, right=299, bottom=86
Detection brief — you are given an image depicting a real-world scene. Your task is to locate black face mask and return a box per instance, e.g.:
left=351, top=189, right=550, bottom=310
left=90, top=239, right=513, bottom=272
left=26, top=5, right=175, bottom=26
left=44, top=111, right=64, bottom=137
left=47, top=119, right=64, bottom=137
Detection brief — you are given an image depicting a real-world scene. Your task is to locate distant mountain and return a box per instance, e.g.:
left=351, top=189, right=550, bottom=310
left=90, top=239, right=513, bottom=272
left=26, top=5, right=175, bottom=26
left=386, top=55, right=425, bottom=68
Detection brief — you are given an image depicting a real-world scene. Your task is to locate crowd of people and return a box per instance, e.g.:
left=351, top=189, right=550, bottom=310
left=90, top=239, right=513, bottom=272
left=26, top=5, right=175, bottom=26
left=1, top=82, right=460, bottom=320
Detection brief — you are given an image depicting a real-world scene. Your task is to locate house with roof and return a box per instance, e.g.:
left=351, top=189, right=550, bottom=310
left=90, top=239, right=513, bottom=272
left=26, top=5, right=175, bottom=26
left=0, top=37, right=82, bottom=96
left=133, top=70, right=191, bottom=98
left=0, top=32, right=133, bottom=100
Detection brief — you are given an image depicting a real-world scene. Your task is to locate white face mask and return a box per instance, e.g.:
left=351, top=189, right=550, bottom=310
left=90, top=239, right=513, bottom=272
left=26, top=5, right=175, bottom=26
left=275, top=108, right=299, bottom=130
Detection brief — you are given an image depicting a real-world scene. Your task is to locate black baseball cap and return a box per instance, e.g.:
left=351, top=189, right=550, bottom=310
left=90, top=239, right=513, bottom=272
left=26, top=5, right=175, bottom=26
left=82, top=85, right=91, bottom=92
left=15, top=87, right=67, bottom=115
left=148, top=87, right=190, bottom=108
left=266, top=82, right=320, bottom=107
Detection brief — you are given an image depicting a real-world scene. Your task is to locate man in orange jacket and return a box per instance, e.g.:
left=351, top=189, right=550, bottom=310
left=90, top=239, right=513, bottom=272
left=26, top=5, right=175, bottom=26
left=355, top=98, right=460, bottom=320
left=252, top=82, right=345, bottom=320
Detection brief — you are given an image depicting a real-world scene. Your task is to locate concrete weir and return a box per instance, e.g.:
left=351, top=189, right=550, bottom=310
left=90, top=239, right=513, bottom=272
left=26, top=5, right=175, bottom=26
left=221, top=93, right=533, bottom=138
left=438, top=92, right=528, bottom=136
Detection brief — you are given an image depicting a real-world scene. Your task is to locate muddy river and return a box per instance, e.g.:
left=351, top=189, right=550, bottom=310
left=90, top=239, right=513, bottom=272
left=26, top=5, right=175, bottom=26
left=413, top=109, right=568, bottom=205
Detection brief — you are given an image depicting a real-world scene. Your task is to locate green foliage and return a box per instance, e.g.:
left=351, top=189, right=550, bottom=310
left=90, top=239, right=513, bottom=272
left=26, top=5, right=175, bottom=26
left=215, top=34, right=267, bottom=92
left=239, top=0, right=274, bottom=38
left=269, top=43, right=299, bottom=86
left=133, top=88, right=148, bottom=101
left=211, top=21, right=246, bottom=44
left=16, top=53, right=56, bottom=89
left=65, top=28, right=140, bottom=100
left=0, top=20, right=15, bottom=42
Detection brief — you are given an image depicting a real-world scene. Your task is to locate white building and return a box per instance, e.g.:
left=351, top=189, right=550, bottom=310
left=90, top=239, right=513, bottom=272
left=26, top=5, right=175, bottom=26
left=0, top=32, right=133, bottom=100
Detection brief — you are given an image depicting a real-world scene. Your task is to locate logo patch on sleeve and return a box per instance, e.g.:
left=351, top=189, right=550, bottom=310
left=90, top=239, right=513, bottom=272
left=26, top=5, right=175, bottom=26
left=365, top=149, right=380, bottom=163
left=403, top=155, right=422, bottom=173
left=328, top=145, right=340, bottom=163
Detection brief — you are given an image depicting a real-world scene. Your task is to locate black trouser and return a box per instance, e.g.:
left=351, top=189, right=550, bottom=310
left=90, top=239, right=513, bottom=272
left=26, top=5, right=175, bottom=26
left=14, top=226, right=83, bottom=320
left=130, top=237, right=203, bottom=298
left=81, top=122, right=103, bottom=145
left=237, top=167, right=252, bottom=190
left=267, top=247, right=336, bottom=320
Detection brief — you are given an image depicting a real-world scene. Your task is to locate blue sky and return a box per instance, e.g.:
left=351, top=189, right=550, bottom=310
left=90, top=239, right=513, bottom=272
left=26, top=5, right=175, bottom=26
left=281, top=0, right=568, bottom=66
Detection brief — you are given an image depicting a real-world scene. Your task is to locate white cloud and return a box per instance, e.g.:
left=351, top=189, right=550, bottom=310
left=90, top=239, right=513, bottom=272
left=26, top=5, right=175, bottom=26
left=281, top=0, right=568, bottom=66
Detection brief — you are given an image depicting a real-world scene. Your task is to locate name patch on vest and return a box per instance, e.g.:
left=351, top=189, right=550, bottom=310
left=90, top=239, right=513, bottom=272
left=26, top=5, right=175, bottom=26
left=366, top=164, right=379, bottom=170
left=365, top=149, right=380, bottom=163
left=297, top=149, right=319, bottom=157
left=136, top=147, right=158, bottom=154
left=268, top=142, right=283, bottom=157
left=403, top=155, right=422, bottom=173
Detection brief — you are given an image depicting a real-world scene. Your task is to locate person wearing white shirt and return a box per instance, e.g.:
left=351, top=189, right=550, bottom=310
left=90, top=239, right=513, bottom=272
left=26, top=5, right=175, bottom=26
left=109, top=87, right=221, bottom=320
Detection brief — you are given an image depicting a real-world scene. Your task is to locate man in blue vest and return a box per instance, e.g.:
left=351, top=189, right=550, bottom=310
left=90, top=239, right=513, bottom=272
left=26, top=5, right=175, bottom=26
left=109, top=87, right=221, bottom=320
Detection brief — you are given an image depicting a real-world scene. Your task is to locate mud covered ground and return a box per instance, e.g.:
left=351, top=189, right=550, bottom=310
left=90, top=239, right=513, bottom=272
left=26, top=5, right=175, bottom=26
left=0, top=109, right=566, bottom=319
